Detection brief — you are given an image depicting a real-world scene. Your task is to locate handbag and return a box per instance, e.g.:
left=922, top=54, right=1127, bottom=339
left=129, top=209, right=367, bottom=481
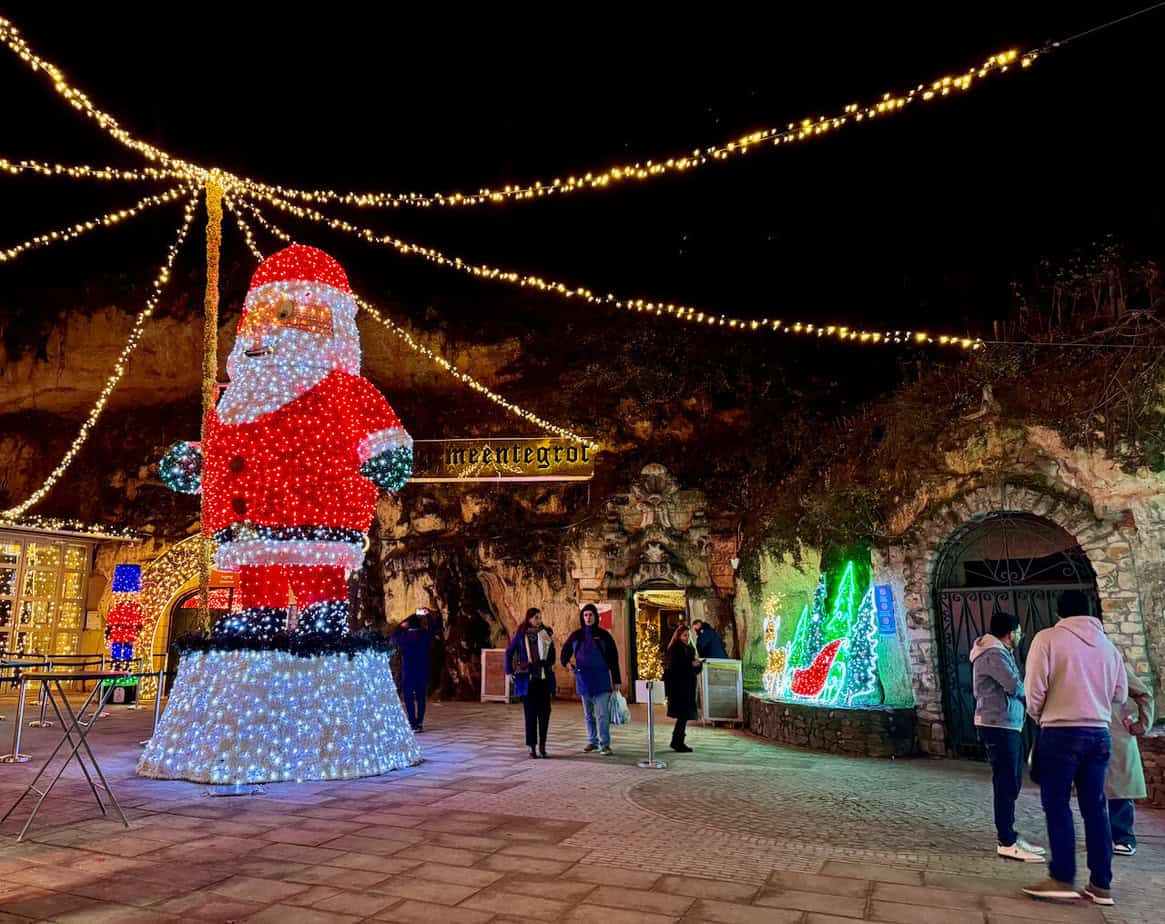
left=609, top=691, right=631, bottom=725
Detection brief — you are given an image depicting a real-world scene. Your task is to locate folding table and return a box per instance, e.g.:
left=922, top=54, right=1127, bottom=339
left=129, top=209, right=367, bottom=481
left=0, top=670, right=131, bottom=840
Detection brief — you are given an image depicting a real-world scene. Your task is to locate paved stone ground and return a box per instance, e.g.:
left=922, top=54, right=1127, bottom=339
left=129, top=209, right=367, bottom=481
left=0, top=693, right=1162, bottom=924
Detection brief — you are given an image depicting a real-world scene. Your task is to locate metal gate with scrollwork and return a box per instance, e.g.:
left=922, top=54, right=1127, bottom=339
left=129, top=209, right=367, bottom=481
left=933, top=512, right=1098, bottom=758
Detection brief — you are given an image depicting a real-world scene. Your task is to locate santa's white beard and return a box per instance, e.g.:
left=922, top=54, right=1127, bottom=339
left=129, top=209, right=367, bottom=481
left=218, top=328, right=352, bottom=423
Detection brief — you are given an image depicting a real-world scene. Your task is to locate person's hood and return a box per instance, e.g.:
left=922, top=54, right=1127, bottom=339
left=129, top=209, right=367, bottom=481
left=1056, top=615, right=1106, bottom=646
left=970, top=634, right=1007, bottom=663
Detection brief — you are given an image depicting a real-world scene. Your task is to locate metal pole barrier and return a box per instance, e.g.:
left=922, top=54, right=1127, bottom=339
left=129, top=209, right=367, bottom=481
left=636, top=681, right=667, bottom=770
left=29, top=659, right=53, bottom=728
left=140, top=669, right=166, bottom=746
left=0, top=676, right=31, bottom=762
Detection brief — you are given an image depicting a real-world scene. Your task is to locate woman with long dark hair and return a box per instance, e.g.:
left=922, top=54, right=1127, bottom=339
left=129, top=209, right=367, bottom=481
left=663, top=624, right=702, bottom=753
left=505, top=607, right=556, bottom=758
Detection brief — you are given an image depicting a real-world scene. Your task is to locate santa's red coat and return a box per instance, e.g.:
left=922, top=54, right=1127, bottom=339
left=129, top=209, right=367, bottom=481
left=203, top=370, right=402, bottom=537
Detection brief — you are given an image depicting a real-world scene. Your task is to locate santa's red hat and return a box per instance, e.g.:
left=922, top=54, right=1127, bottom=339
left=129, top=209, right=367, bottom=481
left=239, top=244, right=357, bottom=329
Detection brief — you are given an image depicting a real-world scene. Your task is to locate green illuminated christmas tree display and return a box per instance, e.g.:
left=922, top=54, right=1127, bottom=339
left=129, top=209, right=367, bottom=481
left=762, top=562, right=881, bottom=706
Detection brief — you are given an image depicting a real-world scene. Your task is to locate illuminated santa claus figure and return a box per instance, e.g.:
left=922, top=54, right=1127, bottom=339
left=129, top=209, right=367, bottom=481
left=162, top=244, right=411, bottom=641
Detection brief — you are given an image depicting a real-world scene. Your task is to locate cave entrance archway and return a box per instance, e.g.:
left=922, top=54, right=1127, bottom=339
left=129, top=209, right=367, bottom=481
left=931, top=511, right=1098, bottom=758
left=629, top=584, right=688, bottom=702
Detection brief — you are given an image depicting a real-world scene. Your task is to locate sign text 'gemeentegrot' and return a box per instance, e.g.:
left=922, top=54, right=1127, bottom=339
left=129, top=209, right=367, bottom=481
left=409, top=438, right=596, bottom=483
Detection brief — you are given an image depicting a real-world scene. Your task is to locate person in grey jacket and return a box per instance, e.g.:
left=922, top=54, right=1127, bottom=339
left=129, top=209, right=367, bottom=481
left=970, top=610, right=1046, bottom=863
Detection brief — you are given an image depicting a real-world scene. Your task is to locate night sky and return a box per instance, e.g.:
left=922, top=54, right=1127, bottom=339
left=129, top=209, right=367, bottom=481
left=2, top=2, right=1163, bottom=350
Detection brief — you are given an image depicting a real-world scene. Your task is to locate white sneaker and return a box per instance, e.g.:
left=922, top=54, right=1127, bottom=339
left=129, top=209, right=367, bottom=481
left=998, top=842, right=1044, bottom=863
left=1015, top=837, right=1046, bottom=856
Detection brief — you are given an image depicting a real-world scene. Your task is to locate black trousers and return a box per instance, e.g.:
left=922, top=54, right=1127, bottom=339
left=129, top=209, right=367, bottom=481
left=523, top=679, right=552, bottom=748
left=671, top=713, right=688, bottom=746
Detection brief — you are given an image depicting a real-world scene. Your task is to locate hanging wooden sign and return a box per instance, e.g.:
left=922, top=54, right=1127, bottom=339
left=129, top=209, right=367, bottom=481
left=409, top=438, right=596, bottom=483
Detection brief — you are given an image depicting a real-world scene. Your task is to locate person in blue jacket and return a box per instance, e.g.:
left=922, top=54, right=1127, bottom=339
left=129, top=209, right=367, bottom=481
left=560, top=603, right=622, bottom=755
left=691, top=619, right=728, bottom=659
left=505, top=607, right=556, bottom=759
left=392, top=607, right=437, bottom=732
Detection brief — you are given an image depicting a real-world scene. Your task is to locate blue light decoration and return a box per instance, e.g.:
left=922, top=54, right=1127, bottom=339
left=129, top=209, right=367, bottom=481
left=762, top=562, right=881, bottom=707
left=137, top=649, right=422, bottom=783
left=111, top=563, right=142, bottom=594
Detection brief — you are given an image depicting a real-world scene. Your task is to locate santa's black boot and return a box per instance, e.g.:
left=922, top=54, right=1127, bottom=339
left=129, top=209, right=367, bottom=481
left=291, top=600, right=350, bottom=640
left=212, top=606, right=288, bottom=643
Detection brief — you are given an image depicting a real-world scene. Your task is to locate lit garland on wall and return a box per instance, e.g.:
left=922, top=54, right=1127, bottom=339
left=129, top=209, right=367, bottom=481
left=252, top=190, right=982, bottom=349
left=1, top=190, right=200, bottom=518
left=137, top=648, right=422, bottom=783
left=762, top=563, right=881, bottom=707
left=0, top=515, right=138, bottom=539
left=0, top=158, right=185, bottom=183
left=0, top=13, right=1039, bottom=209
left=0, top=185, right=189, bottom=264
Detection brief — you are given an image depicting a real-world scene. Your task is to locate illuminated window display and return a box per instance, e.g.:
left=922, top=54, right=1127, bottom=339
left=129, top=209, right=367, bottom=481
left=0, top=532, right=91, bottom=655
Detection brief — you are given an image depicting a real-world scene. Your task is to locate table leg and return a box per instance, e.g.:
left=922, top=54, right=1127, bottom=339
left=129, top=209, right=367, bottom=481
left=28, top=678, right=54, bottom=728
left=0, top=677, right=31, bottom=762
left=43, top=680, right=107, bottom=815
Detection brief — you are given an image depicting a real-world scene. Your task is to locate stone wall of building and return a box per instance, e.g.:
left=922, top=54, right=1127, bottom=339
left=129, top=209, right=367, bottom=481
left=1141, top=730, right=1165, bottom=808
left=744, top=694, right=917, bottom=758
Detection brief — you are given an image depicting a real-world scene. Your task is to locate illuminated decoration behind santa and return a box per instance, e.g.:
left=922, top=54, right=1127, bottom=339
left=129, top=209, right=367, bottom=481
left=161, top=244, right=412, bottom=642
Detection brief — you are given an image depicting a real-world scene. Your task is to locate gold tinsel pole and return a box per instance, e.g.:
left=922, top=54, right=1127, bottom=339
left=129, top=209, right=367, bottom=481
left=198, top=173, right=223, bottom=630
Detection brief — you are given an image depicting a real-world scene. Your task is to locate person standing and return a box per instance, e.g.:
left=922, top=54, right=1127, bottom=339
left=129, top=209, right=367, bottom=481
left=560, top=603, right=622, bottom=755
left=1107, top=663, right=1155, bottom=856
left=1022, top=589, right=1127, bottom=907
left=392, top=607, right=437, bottom=732
left=505, top=608, right=556, bottom=759
left=969, top=610, right=1045, bottom=862
left=664, top=625, right=703, bottom=752
left=691, top=619, right=728, bottom=659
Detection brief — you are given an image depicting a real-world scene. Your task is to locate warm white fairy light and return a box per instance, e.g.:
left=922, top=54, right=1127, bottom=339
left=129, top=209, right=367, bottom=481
left=0, top=186, right=189, bottom=264
left=0, top=157, right=185, bottom=183
left=1, top=189, right=200, bottom=518
left=250, top=189, right=981, bottom=350
left=0, top=515, right=137, bottom=539
left=226, top=200, right=601, bottom=450
left=0, top=15, right=1038, bottom=209
left=138, top=648, right=422, bottom=783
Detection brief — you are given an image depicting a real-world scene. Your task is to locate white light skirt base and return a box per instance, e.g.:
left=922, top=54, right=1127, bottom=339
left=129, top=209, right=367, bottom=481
left=137, top=648, right=422, bottom=784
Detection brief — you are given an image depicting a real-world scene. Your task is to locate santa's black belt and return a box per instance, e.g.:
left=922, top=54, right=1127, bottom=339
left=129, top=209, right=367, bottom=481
left=212, top=524, right=365, bottom=545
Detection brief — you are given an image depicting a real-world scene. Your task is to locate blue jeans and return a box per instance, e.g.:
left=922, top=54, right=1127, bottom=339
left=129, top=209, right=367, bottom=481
left=978, top=726, right=1023, bottom=847
left=582, top=691, right=611, bottom=748
left=402, top=671, right=427, bottom=728
left=1109, top=798, right=1136, bottom=848
left=1038, top=726, right=1112, bottom=888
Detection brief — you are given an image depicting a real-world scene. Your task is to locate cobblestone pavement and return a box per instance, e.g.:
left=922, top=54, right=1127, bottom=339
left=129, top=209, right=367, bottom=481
left=0, top=694, right=1162, bottom=924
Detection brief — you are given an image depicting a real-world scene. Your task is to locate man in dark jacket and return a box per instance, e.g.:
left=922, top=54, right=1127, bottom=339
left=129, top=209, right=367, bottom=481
left=560, top=603, right=622, bottom=755
left=391, top=607, right=437, bottom=732
left=970, top=610, right=1045, bottom=863
left=691, top=620, right=728, bottom=659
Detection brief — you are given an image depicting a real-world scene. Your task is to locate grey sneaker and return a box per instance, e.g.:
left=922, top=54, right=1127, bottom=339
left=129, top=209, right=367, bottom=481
left=1083, top=882, right=1114, bottom=906
left=599, top=746, right=614, bottom=756
left=1113, top=843, right=1136, bottom=856
left=997, top=843, right=1043, bottom=863
left=1023, top=877, right=1079, bottom=900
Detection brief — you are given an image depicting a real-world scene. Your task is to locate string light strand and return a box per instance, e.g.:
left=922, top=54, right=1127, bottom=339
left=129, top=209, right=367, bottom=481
left=0, top=185, right=188, bottom=264
left=1, top=188, right=201, bottom=518
left=236, top=49, right=1037, bottom=209
left=245, top=190, right=981, bottom=350
left=1, top=157, right=186, bottom=183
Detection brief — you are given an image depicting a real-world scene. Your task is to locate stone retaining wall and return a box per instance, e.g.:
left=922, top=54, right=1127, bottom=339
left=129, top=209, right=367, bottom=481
left=1141, top=729, right=1165, bottom=808
left=744, top=693, right=917, bottom=758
